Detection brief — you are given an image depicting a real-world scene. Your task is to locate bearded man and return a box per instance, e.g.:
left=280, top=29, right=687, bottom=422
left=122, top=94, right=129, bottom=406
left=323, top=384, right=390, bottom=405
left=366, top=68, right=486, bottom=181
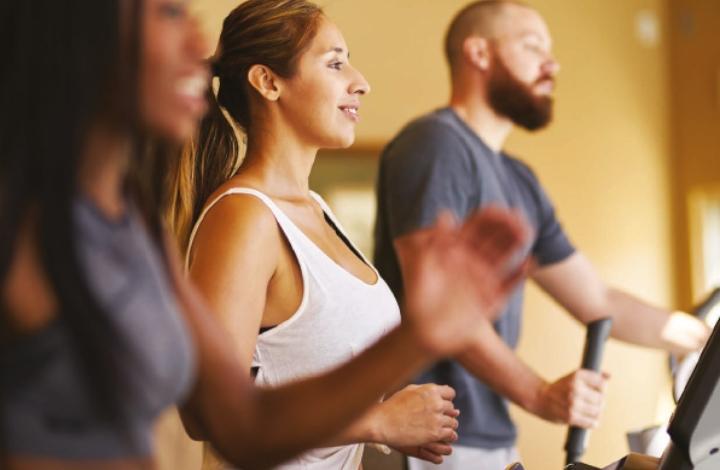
left=372, top=1, right=709, bottom=469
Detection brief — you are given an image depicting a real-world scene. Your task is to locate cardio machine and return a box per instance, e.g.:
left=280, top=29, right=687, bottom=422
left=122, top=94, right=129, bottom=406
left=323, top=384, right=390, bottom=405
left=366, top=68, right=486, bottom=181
left=567, top=288, right=720, bottom=470
left=507, top=287, right=720, bottom=470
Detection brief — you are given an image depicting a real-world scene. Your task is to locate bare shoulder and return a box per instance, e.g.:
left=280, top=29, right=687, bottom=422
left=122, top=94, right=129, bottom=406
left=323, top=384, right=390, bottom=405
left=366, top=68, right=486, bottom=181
left=200, top=189, right=278, bottom=234
left=189, top=186, right=282, bottom=271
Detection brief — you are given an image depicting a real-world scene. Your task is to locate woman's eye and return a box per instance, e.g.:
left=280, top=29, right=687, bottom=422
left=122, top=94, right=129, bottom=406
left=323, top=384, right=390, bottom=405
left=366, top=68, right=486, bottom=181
left=160, top=2, right=187, bottom=19
left=329, top=62, right=344, bottom=70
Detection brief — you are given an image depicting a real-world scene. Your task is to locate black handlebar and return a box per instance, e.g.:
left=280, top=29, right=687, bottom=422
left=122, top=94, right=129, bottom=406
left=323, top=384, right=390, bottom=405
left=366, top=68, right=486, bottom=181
left=564, top=317, right=613, bottom=466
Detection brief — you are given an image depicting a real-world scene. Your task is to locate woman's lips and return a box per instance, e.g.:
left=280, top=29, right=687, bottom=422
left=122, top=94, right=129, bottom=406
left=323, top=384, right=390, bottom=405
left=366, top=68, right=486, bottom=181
left=339, top=105, right=360, bottom=122
left=175, top=74, right=209, bottom=115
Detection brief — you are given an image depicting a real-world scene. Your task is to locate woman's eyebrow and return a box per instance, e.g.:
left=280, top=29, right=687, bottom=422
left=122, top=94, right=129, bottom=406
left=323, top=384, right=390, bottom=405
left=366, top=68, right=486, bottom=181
left=327, top=46, right=350, bottom=59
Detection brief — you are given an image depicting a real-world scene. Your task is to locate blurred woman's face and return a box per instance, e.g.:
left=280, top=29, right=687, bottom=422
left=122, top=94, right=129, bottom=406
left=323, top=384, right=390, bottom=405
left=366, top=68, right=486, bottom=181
left=276, top=18, right=370, bottom=149
left=140, top=0, right=210, bottom=141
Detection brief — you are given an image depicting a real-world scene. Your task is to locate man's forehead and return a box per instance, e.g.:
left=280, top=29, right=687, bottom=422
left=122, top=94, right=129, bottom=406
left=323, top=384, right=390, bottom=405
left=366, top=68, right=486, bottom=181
left=494, top=5, right=545, bottom=33
left=492, top=6, right=551, bottom=43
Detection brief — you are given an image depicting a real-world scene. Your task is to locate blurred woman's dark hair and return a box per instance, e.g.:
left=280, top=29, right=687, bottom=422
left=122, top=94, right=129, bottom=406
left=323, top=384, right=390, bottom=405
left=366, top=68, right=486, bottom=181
left=0, top=0, right=167, bottom=448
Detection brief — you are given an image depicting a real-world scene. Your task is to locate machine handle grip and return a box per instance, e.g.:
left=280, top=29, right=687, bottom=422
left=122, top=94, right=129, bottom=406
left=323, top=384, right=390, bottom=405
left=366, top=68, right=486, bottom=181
left=564, top=317, right=613, bottom=465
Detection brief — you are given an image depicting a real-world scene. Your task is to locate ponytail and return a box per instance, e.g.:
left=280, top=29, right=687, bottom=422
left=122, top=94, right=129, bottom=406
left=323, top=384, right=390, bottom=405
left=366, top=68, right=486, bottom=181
left=167, top=87, right=242, bottom=252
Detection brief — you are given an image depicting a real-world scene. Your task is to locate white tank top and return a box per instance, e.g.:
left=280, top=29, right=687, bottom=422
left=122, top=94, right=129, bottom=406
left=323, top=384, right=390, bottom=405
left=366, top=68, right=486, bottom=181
left=186, top=187, right=401, bottom=470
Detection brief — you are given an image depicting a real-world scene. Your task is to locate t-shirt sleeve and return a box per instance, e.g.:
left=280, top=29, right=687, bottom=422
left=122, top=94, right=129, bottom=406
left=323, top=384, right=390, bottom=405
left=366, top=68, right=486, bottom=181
left=380, top=121, right=477, bottom=239
left=519, top=165, right=576, bottom=266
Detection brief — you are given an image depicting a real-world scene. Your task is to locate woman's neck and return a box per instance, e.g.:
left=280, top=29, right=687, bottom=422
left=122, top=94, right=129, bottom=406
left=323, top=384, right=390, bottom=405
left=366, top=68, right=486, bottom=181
left=239, top=125, right=318, bottom=201
left=78, top=125, right=132, bottom=219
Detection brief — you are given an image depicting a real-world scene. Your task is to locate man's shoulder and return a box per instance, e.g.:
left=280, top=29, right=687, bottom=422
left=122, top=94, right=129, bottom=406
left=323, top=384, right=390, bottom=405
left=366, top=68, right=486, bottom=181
left=382, top=108, right=472, bottom=163
left=396, top=108, right=468, bottom=142
left=503, top=153, right=540, bottom=183
left=403, top=107, right=461, bottom=132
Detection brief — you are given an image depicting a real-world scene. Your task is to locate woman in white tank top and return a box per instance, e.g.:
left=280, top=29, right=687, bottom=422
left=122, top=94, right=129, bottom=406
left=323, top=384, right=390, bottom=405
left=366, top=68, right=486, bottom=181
left=173, top=2, right=466, bottom=469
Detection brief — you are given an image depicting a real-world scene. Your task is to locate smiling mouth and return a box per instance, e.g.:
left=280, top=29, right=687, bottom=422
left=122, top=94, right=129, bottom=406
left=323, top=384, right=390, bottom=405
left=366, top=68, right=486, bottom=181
left=175, top=75, right=208, bottom=100
left=339, top=105, right=360, bottom=120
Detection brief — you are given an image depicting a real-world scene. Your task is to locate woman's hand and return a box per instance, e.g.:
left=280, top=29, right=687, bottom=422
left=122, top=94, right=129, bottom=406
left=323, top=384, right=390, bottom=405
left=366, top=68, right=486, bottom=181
left=371, top=384, right=459, bottom=448
left=396, top=207, right=531, bottom=357
left=394, top=442, right=454, bottom=465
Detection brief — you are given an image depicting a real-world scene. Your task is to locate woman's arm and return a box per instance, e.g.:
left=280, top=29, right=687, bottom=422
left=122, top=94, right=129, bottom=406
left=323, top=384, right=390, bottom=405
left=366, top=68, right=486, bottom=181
left=186, top=195, right=278, bottom=374
left=325, top=384, right=460, bottom=465
left=326, top=383, right=459, bottom=446
left=170, top=206, right=530, bottom=469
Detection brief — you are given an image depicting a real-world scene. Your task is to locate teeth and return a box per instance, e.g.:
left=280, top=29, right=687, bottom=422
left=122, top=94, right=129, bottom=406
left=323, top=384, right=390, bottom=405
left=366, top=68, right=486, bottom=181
left=176, top=76, right=207, bottom=98
left=342, top=107, right=358, bottom=116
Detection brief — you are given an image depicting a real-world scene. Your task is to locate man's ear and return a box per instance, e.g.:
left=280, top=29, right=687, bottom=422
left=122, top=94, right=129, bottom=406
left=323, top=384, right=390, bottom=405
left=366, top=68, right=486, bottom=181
left=247, top=64, right=281, bottom=101
left=462, top=36, right=491, bottom=71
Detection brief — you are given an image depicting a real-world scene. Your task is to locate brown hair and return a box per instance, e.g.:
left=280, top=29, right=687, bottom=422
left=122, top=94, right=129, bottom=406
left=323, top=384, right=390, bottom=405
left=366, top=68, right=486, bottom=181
left=166, top=0, right=324, bottom=250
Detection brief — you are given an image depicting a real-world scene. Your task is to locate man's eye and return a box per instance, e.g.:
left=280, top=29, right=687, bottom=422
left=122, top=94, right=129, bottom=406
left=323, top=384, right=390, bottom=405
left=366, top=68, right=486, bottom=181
left=524, top=42, right=545, bottom=55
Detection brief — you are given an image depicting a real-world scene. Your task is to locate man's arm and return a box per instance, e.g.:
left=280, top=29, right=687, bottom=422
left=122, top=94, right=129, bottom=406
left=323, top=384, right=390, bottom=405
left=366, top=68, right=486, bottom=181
left=532, top=252, right=710, bottom=356
left=455, top=318, right=607, bottom=428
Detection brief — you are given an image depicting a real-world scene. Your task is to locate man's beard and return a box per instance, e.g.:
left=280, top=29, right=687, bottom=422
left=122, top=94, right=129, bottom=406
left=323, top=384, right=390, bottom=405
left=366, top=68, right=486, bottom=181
left=487, top=55, right=554, bottom=131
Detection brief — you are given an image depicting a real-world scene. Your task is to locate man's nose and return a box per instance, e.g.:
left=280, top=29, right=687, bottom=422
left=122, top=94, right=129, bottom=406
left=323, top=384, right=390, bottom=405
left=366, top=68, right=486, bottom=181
left=542, top=57, right=560, bottom=77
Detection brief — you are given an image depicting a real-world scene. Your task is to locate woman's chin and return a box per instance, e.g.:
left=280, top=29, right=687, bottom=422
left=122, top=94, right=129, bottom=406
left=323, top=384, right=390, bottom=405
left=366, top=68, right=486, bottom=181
left=146, top=118, right=198, bottom=144
left=329, top=133, right=356, bottom=149
left=314, top=129, right=357, bottom=151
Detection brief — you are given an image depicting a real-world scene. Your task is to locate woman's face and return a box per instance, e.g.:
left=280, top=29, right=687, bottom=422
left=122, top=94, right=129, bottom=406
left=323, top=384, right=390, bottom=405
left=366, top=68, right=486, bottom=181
left=140, top=0, right=210, bottom=141
left=276, top=18, right=370, bottom=149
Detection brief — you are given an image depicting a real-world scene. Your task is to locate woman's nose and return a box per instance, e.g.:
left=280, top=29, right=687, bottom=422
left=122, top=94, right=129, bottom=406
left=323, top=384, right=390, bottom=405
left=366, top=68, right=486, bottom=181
left=350, top=68, right=371, bottom=96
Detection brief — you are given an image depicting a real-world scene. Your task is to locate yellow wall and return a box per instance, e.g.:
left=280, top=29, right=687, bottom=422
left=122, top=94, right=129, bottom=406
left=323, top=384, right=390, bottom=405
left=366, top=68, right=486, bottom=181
left=669, top=0, right=720, bottom=305
left=157, top=1, right=681, bottom=469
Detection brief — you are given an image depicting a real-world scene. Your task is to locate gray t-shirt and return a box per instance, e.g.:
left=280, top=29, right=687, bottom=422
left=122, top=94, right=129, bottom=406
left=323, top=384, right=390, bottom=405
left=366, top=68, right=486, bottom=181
left=0, top=198, right=196, bottom=458
left=373, top=107, right=575, bottom=449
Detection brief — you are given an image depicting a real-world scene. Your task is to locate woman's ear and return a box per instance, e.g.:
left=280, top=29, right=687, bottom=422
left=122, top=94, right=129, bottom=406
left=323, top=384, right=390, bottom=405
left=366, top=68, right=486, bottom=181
left=463, top=36, right=491, bottom=72
left=247, top=65, right=281, bottom=101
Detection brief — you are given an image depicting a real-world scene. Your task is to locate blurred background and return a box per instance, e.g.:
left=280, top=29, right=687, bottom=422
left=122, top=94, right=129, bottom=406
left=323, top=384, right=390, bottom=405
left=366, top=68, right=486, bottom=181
left=157, top=0, right=720, bottom=468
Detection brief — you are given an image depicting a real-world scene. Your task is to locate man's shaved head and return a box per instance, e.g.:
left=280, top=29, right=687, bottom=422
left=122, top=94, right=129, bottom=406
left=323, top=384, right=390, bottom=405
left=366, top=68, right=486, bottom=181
left=445, top=0, right=531, bottom=71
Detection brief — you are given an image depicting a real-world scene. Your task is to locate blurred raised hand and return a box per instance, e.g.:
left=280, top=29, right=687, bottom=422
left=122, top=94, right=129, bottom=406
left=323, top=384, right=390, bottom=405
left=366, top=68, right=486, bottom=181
left=396, top=207, right=531, bottom=357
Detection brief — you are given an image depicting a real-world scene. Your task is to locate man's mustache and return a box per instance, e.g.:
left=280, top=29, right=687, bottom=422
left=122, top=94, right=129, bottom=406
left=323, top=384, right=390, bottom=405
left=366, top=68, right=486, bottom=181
left=534, top=76, right=555, bottom=87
